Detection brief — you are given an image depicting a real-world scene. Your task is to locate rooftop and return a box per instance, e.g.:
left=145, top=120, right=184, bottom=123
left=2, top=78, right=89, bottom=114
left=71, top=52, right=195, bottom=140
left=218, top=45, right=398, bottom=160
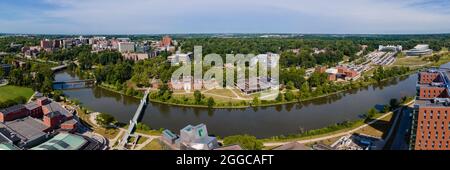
left=0, top=143, right=20, bottom=150
left=1, top=117, right=48, bottom=142
left=31, top=133, right=87, bottom=150
left=0, top=105, right=25, bottom=115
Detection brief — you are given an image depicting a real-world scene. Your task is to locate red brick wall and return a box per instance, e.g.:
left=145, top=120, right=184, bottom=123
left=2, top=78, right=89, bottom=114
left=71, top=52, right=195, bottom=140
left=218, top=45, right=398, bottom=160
left=419, top=72, right=440, bottom=84
left=0, top=108, right=29, bottom=122
left=414, top=107, right=450, bottom=150
left=419, top=87, right=448, bottom=99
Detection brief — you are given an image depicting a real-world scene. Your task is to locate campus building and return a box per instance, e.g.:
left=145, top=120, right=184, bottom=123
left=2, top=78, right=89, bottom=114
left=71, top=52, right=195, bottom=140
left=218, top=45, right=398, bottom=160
left=0, top=97, right=78, bottom=132
left=378, top=45, right=402, bottom=52
left=118, top=42, right=135, bottom=53
left=405, top=44, right=433, bottom=56
left=161, top=124, right=219, bottom=150
left=410, top=69, right=450, bottom=150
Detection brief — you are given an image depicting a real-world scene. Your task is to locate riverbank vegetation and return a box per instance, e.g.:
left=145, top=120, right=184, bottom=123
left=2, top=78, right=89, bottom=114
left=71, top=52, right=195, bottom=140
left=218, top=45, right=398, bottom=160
left=259, top=96, right=414, bottom=143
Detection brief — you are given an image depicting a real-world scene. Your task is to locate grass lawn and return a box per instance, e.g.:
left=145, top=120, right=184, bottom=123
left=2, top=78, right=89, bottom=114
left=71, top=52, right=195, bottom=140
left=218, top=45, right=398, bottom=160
left=0, top=85, right=34, bottom=102
left=355, top=112, right=394, bottom=139
left=393, top=56, right=429, bottom=67
left=141, top=139, right=163, bottom=150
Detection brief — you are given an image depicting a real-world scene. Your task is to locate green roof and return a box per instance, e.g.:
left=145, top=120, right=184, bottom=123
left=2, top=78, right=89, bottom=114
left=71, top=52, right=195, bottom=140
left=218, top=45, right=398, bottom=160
left=31, top=133, right=87, bottom=150
left=0, top=143, right=20, bottom=150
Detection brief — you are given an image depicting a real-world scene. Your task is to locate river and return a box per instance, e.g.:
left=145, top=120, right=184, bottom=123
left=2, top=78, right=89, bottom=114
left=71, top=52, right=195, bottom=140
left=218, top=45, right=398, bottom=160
left=55, top=70, right=419, bottom=138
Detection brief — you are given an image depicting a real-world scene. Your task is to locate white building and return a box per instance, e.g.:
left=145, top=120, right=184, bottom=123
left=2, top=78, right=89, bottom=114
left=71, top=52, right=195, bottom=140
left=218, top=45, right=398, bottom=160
left=405, top=44, right=433, bottom=56
left=118, top=42, right=135, bottom=53
left=378, top=45, right=402, bottom=52
left=167, top=52, right=192, bottom=65
left=179, top=124, right=219, bottom=150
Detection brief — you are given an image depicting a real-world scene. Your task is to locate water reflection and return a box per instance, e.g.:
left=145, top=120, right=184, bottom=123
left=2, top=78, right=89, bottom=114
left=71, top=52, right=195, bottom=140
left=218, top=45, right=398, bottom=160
left=58, top=71, right=419, bottom=138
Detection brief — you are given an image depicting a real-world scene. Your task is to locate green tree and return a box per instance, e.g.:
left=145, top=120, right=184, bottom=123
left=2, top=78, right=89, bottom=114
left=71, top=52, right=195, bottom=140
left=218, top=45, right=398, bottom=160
left=223, top=135, right=263, bottom=150
left=207, top=97, right=215, bottom=108
left=252, top=96, right=261, bottom=105
left=367, top=107, right=379, bottom=120
left=96, top=113, right=117, bottom=127
left=194, top=90, right=202, bottom=104
left=389, top=98, right=399, bottom=110
left=284, top=90, right=295, bottom=101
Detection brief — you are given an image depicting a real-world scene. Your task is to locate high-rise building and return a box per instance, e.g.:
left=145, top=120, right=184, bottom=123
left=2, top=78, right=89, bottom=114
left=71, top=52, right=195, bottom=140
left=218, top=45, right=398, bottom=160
left=118, top=42, right=135, bottom=53
left=410, top=69, right=450, bottom=150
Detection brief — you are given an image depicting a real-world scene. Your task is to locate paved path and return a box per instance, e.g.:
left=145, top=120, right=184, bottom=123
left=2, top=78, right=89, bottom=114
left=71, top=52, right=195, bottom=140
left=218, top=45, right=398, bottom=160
left=264, top=100, right=415, bottom=147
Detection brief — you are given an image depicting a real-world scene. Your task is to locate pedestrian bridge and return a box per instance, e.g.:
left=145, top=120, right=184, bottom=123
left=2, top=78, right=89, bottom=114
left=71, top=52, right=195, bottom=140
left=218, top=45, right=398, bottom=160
left=119, top=88, right=151, bottom=149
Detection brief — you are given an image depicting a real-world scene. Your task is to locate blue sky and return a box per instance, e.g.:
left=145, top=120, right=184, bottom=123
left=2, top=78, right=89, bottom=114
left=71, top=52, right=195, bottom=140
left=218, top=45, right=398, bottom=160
left=1, top=0, right=450, bottom=34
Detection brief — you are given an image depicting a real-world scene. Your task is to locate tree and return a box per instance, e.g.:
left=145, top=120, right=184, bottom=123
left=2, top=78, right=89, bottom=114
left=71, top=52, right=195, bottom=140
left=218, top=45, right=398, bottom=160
left=52, top=90, right=64, bottom=102
left=284, top=90, right=295, bottom=101
left=96, top=113, right=117, bottom=127
left=389, top=98, right=399, bottom=110
left=194, top=90, right=202, bottom=104
left=252, top=96, right=261, bottom=105
left=223, top=135, right=263, bottom=150
left=207, top=97, right=215, bottom=108
left=276, top=92, right=284, bottom=102
left=367, top=108, right=379, bottom=120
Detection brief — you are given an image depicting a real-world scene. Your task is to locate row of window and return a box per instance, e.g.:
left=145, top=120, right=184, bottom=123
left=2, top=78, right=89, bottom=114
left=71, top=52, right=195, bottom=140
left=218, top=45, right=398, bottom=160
left=417, top=140, right=449, bottom=149
left=422, top=110, right=449, bottom=120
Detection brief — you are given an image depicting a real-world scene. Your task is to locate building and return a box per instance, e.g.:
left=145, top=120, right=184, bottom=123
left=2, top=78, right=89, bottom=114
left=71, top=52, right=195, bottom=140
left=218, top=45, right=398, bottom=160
left=0, top=117, right=50, bottom=148
left=406, top=44, right=433, bottom=56
left=167, top=53, right=192, bottom=65
left=161, top=124, right=219, bottom=150
left=118, top=42, right=135, bottom=53
left=378, top=45, right=402, bottom=52
left=122, top=53, right=149, bottom=61
left=315, top=66, right=327, bottom=73
left=0, top=105, right=29, bottom=122
left=31, top=133, right=88, bottom=150
left=40, top=39, right=53, bottom=50
left=410, top=69, right=450, bottom=150
left=336, top=66, right=360, bottom=80
left=161, top=35, right=172, bottom=47
left=178, top=124, right=219, bottom=150
left=0, top=97, right=77, bottom=132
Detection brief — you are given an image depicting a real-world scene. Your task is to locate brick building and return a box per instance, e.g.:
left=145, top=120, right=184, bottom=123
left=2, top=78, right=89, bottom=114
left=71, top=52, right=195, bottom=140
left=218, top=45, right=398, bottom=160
left=410, top=69, right=450, bottom=150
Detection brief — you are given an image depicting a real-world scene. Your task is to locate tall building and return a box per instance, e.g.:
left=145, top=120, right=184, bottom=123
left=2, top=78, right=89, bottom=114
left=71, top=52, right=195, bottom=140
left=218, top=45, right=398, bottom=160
left=40, top=39, right=52, bottom=49
left=118, top=42, right=135, bottom=53
left=161, top=35, right=172, bottom=47
left=410, top=69, right=450, bottom=150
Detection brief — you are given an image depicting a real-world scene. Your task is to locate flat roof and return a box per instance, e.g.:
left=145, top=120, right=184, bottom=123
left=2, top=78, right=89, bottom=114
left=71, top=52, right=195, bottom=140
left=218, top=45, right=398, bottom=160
left=0, top=143, right=20, bottom=150
left=31, top=133, right=87, bottom=150
left=2, top=117, right=48, bottom=142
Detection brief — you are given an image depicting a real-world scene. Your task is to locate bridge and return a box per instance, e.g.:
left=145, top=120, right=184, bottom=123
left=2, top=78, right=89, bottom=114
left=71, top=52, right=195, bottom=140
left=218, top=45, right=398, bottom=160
left=51, top=64, right=68, bottom=72
left=119, top=88, right=151, bottom=149
left=53, top=79, right=96, bottom=90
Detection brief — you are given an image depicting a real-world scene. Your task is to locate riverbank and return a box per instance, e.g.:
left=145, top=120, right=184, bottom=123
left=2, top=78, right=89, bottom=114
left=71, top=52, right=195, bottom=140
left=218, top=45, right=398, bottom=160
left=260, top=99, right=415, bottom=144
left=95, top=67, right=419, bottom=109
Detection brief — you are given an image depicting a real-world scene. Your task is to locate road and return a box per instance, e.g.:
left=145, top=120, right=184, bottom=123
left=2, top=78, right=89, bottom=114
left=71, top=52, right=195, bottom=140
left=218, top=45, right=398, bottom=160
left=390, top=107, right=412, bottom=150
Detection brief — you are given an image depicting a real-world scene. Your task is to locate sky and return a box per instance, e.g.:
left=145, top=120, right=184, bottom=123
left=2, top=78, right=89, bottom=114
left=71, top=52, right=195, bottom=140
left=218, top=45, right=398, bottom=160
left=1, top=0, right=450, bottom=34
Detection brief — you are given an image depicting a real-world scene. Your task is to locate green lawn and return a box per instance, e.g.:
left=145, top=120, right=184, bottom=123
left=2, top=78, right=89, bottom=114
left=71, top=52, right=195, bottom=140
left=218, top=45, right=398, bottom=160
left=141, top=139, right=163, bottom=150
left=0, top=85, right=34, bottom=102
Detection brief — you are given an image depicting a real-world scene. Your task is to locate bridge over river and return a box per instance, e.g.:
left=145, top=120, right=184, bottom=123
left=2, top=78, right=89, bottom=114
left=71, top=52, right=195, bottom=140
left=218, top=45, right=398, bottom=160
left=53, top=79, right=96, bottom=90
left=118, top=88, right=151, bottom=149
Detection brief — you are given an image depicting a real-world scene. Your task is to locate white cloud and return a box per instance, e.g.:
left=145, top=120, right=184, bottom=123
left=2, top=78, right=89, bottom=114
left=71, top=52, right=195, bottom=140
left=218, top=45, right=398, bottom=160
left=1, top=0, right=450, bottom=34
